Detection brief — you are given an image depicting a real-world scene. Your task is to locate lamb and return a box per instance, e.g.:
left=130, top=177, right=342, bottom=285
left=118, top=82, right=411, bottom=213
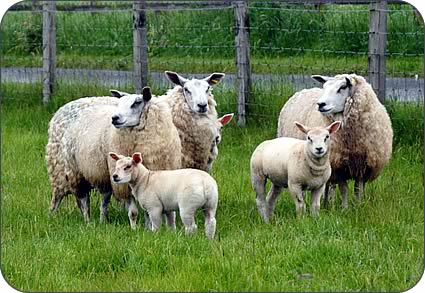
left=109, top=152, right=218, bottom=239
left=163, top=71, right=225, bottom=172
left=46, top=87, right=181, bottom=229
left=277, top=74, right=393, bottom=208
left=207, top=113, right=234, bottom=171
left=251, top=121, right=341, bottom=222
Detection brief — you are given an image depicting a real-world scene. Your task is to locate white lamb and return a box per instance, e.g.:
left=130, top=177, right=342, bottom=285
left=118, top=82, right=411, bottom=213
left=109, top=152, right=218, bottom=239
left=251, top=121, right=341, bottom=222
left=278, top=74, right=393, bottom=208
left=163, top=71, right=225, bottom=172
left=46, top=87, right=181, bottom=229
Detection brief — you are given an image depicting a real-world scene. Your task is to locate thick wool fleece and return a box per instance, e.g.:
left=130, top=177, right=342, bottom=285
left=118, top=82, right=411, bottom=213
left=46, top=95, right=181, bottom=203
left=164, top=86, right=218, bottom=171
left=277, top=74, right=393, bottom=184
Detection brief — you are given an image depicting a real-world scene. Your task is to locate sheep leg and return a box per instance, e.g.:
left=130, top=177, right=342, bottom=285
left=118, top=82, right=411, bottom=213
left=252, top=173, right=268, bottom=222
left=265, top=184, right=283, bottom=221
left=165, top=211, right=177, bottom=231
left=148, top=207, right=163, bottom=232
left=204, top=208, right=217, bottom=240
left=76, top=193, right=90, bottom=224
left=125, top=197, right=138, bottom=230
left=180, top=207, right=198, bottom=235
left=49, top=188, right=65, bottom=215
left=354, top=179, right=364, bottom=202
left=339, top=181, right=349, bottom=209
left=99, top=190, right=112, bottom=223
left=311, top=185, right=326, bottom=217
left=288, top=183, right=306, bottom=218
left=143, top=211, right=152, bottom=231
left=323, top=182, right=336, bottom=208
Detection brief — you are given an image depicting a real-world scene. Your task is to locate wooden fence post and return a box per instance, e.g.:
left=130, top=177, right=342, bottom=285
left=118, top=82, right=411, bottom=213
left=42, top=0, right=56, bottom=105
left=133, top=0, right=149, bottom=94
left=368, top=0, right=387, bottom=104
left=234, top=0, right=251, bottom=127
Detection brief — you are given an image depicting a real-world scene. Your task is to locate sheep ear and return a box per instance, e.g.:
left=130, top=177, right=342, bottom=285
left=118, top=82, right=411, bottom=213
left=204, top=73, right=225, bottom=86
left=218, top=113, right=234, bottom=126
left=109, top=152, right=121, bottom=161
left=294, top=121, right=310, bottom=134
left=345, top=77, right=352, bottom=88
left=165, top=71, right=188, bottom=87
left=132, top=152, right=142, bottom=164
left=327, top=121, right=342, bottom=134
left=110, top=90, right=129, bottom=98
left=311, top=75, right=332, bottom=84
left=142, top=87, right=152, bottom=102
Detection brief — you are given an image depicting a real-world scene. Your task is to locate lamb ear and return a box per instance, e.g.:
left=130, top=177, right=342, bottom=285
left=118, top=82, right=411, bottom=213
left=294, top=121, right=310, bottom=134
left=132, top=152, right=143, bottom=164
left=165, top=71, right=188, bottom=87
left=311, top=75, right=332, bottom=85
left=327, top=121, right=342, bottom=134
left=218, top=113, right=234, bottom=126
left=109, top=152, right=121, bottom=161
left=204, top=73, right=225, bottom=86
left=142, top=86, right=152, bottom=102
left=110, top=90, right=129, bottom=98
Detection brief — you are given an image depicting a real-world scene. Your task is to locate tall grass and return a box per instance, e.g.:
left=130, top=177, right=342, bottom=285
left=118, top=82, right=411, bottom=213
left=1, top=3, right=423, bottom=60
left=1, top=82, right=423, bottom=291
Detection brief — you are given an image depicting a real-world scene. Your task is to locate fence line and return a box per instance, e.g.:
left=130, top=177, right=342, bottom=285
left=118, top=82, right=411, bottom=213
left=15, top=0, right=421, bottom=125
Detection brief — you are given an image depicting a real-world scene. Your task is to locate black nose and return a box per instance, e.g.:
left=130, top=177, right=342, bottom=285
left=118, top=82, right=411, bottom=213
left=112, top=174, right=118, bottom=180
left=317, top=102, right=326, bottom=109
left=316, top=147, right=323, bottom=152
left=198, top=103, right=207, bottom=112
left=112, top=115, right=120, bottom=124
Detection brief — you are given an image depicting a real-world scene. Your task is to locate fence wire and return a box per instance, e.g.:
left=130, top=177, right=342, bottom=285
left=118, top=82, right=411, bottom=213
left=1, top=0, right=423, bottom=128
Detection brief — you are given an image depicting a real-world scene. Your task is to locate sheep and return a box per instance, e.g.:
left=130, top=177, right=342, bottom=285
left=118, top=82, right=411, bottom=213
left=251, top=121, right=341, bottom=222
left=46, top=87, right=182, bottom=229
left=277, top=74, right=393, bottom=208
left=207, top=113, right=234, bottom=171
left=163, top=71, right=225, bottom=172
left=109, top=152, right=218, bottom=239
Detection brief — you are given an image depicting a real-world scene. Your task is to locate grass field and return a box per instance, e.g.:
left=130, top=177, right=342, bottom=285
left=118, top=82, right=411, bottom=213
left=0, top=83, right=423, bottom=291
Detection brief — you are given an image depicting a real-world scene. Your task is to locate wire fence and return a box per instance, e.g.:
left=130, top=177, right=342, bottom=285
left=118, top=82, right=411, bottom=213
left=1, top=0, right=424, bottom=127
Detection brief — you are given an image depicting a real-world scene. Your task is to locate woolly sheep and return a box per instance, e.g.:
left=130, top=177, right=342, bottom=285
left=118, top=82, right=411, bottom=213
left=277, top=74, right=393, bottom=208
left=163, top=71, right=225, bottom=172
left=207, top=113, right=234, bottom=171
left=109, top=152, right=218, bottom=239
left=46, top=87, right=181, bottom=229
left=251, top=121, right=341, bottom=222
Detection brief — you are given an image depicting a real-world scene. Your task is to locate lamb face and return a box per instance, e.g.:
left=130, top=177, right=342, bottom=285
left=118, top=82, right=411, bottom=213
left=109, top=152, right=142, bottom=184
left=110, top=87, right=152, bottom=128
left=312, top=75, right=355, bottom=115
left=295, top=121, right=341, bottom=158
left=165, top=71, right=225, bottom=114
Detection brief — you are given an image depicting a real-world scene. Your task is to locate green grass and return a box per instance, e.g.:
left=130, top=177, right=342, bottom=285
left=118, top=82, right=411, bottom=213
left=1, top=83, right=423, bottom=291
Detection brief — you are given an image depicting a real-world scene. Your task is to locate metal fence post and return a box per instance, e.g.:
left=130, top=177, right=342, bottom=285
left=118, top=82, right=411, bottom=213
left=42, top=0, right=56, bottom=105
left=234, top=0, right=251, bottom=127
left=133, top=0, right=149, bottom=94
left=368, top=0, right=387, bottom=104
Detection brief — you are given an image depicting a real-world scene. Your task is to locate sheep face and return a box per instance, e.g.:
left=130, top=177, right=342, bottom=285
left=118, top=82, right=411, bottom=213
left=109, top=152, right=142, bottom=184
left=110, top=87, right=152, bottom=128
left=165, top=71, right=225, bottom=114
left=295, top=121, right=341, bottom=158
left=312, top=75, right=354, bottom=115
